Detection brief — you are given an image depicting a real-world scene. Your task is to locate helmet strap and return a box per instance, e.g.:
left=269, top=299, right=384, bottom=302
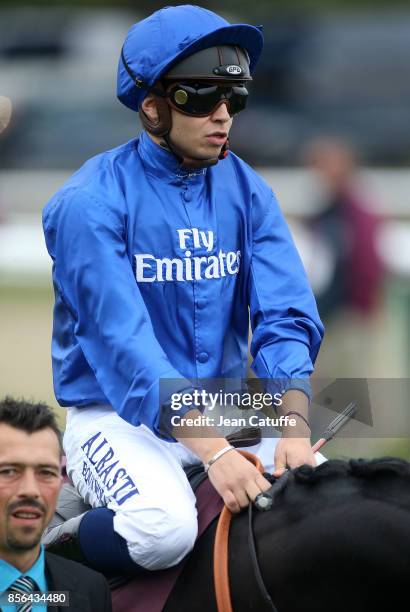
left=138, top=85, right=171, bottom=137
left=163, top=133, right=228, bottom=169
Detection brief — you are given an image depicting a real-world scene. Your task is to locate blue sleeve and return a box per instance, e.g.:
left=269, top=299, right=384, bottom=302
left=249, top=190, right=324, bottom=401
left=43, top=190, right=193, bottom=440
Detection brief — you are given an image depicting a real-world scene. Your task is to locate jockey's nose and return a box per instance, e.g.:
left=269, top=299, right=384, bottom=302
left=211, top=101, right=231, bottom=122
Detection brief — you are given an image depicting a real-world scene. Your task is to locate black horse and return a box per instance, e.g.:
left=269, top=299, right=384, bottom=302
left=52, top=457, right=410, bottom=612
left=164, top=458, right=410, bottom=612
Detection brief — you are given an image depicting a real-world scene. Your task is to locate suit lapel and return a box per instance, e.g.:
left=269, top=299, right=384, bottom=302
left=45, top=554, right=90, bottom=612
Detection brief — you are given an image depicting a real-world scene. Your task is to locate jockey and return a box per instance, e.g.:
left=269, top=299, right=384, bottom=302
left=41, top=6, right=324, bottom=573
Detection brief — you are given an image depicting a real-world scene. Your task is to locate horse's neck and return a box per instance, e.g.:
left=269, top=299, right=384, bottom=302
left=242, top=482, right=410, bottom=612
left=166, top=468, right=410, bottom=612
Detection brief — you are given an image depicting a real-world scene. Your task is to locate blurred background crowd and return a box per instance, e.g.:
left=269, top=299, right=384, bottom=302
left=1, top=0, right=409, bottom=458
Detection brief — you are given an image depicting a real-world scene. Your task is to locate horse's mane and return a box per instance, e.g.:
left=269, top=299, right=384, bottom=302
left=293, top=456, right=410, bottom=483
left=265, top=457, right=410, bottom=511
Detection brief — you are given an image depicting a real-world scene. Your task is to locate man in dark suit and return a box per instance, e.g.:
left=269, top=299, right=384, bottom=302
left=0, top=397, right=111, bottom=611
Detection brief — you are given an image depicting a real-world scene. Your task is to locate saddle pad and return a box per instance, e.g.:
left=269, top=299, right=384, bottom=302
left=111, top=476, right=224, bottom=612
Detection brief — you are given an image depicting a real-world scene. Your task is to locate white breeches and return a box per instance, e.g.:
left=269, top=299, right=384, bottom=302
left=64, top=405, right=325, bottom=570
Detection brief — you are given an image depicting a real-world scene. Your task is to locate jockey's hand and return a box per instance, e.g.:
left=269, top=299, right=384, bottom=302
left=172, top=408, right=270, bottom=513
left=272, top=388, right=315, bottom=477
left=272, top=436, right=316, bottom=478
left=207, top=448, right=272, bottom=513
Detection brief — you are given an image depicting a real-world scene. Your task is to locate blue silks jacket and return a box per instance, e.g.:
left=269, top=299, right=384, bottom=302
left=42, top=132, right=324, bottom=440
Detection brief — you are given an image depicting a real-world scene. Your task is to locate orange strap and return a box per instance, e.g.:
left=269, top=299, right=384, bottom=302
left=213, top=450, right=265, bottom=612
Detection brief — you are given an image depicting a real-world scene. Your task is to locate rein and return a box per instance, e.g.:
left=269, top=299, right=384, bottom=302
left=213, top=450, right=278, bottom=612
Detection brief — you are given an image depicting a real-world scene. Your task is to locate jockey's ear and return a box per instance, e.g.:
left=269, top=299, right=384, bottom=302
left=141, top=94, right=160, bottom=123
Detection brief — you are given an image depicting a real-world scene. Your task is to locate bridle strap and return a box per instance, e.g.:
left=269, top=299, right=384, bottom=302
left=213, top=450, right=277, bottom=611
left=248, top=501, right=279, bottom=611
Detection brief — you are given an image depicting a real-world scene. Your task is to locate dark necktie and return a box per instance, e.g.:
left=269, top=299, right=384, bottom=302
left=7, top=576, right=38, bottom=612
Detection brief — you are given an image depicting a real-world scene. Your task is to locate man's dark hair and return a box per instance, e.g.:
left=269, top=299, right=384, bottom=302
left=0, top=397, right=62, bottom=453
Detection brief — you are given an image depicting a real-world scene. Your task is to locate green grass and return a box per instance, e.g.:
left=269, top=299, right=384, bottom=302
left=0, top=283, right=65, bottom=429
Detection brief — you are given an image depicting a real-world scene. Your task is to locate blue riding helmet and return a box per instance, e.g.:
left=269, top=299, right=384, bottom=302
left=117, top=5, right=264, bottom=112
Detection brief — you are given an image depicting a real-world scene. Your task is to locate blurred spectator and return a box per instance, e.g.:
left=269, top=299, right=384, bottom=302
left=304, top=137, right=384, bottom=319
left=303, top=138, right=385, bottom=376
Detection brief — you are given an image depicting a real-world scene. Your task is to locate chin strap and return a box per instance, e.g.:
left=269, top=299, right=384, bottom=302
left=161, top=134, right=229, bottom=169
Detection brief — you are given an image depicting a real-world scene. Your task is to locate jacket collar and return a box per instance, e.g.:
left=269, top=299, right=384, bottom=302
left=137, top=130, right=207, bottom=184
left=45, top=553, right=90, bottom=612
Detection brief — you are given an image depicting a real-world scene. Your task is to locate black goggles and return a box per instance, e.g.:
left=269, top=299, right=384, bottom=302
left=164, top=82, right=249, bottom=117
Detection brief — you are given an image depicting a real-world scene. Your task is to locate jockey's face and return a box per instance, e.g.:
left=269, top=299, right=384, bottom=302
left=0, top=424, right=62, bottom=570
left=142, top=92, right=233, bottom=162
left=168, top=101, right=233, bottom=161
